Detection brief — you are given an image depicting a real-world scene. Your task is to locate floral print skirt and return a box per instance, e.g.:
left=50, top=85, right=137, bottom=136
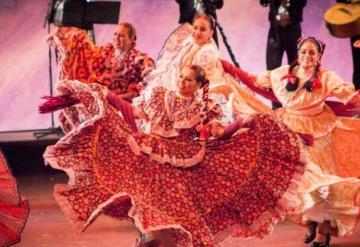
left=44, top=80, right=306, bottom=247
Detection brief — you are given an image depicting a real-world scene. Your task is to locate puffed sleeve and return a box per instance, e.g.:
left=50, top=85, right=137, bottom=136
left=196, top=48, right=224, bottom=83
left=326, top=71, right=359, bottom=104
left=142, top=87, right=166, bottom=117
left=207, top=102, right=223, bottom=122
left=138, top=54, right=155, bottom=79
left=197, top=49, right=219, bottom=71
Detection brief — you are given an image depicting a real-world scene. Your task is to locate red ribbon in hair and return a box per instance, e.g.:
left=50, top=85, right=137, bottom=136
left=311, top=78, right=322, bottom=90
left=281, top=74, right=298, bottom=85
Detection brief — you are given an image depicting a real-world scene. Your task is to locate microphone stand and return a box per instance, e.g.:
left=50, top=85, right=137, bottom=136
left=34, top=0, right=63, bottom=139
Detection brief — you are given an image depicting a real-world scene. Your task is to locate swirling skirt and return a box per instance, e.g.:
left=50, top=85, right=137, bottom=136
left=44, top=80, right=306, bottom=247
left=0, top=150, right=29, bottom=247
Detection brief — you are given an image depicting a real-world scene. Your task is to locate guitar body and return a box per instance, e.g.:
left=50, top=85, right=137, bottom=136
left=324, top=2, right=360, bottom=38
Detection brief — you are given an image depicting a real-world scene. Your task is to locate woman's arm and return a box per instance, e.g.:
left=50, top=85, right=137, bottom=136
left=221, top=59, right=279, bottom=102
left=326, top=71, right=360, bottom=105
left=196, top=117, right=243, bottom=140
left=210, top=117, right=243, bottom=139
left=105, top=89, right=139, bottom=132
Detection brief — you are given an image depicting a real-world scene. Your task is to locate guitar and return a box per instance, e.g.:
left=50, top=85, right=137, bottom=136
left=324, top=2, right=360, bottom=38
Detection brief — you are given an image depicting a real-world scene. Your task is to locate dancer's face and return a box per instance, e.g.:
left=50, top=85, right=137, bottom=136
left=177, top=67, right=199, bottom=96
left=192, top=18, right=213, bottom=45
left=113, top=25, right=132, bottom=52
left=298, top=41, right=321, bottom=70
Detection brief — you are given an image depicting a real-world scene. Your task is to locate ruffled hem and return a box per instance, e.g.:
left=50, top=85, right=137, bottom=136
left=0, top=198, right=29, bottom=247
left=127, top=135, right=205, bottom=168
left=0, top=150, right=30, bottom=247
left=54, top=182, right=195, bottom=246
left=44, top=81, right=310, bottom=246
left=53, top=184, right=131, bottom=231
left=49, top=146, right=306, bottom=246
left=216, top=152, right=306, bottom=241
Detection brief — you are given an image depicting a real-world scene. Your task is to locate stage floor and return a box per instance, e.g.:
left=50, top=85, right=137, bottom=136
left=16, top=173, right=360, bottom=247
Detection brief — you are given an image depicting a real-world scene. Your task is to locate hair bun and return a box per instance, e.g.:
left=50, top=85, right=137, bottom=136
left=200, top=79, right=209, bottom=88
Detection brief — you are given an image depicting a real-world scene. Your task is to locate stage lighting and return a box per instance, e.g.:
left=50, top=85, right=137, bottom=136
left=47, top=0, right=121, bottom=29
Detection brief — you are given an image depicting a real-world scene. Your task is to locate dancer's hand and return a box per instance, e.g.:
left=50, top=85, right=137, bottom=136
left=354, top=40, right=360, bottom=48
left=102, top=87, right=110, bottom=97
left=46, top=34, right=55, bottom=46
left=344, top=91, right=360, bottom=116
left=195, top=124, right=212, bottom=141
left=209, top=121, right=225, bottom=138
left=220, top=117, right=243, bottom=139
left=46, top=27, right=60, bottom=46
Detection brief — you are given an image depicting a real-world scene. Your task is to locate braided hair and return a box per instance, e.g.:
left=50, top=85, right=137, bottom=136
left=284, top=37, right=325, bottom=92
left=214, top=20, right=240, bottom=68
left=190, top=65, right=210, bottom=125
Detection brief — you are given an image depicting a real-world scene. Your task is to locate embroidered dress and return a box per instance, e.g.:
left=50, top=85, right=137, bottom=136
left=0, top=150, right=29, bottom=247
left=48, top=27, right=155, bottom=132
left=44, top=80, right=306, bottom=247
left=140, top=24, right=271, bottom=117
left=256, top=65, right=360, bottom=236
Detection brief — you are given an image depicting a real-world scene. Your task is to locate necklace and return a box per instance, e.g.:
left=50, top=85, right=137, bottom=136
left=166, top=91, right=195, bottom=121
left=105, top=48, right=132, bottom=72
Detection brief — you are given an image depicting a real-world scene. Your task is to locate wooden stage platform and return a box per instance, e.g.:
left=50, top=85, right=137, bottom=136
left=14, top=174, right=360, bottom=247
left=2, top=129, right=360, bottom=246
left=0, top=129, right=63, bottom=144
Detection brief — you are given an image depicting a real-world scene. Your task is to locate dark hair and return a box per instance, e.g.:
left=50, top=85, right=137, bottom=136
left=189, top=65, right=210, bottom=124
left=297, top=37, right=326, bottom=55
left=190, top=65, right=207, bottom=87
left=119, top=22, right=137, bottom=41
left=285, top=51, right=323, bottom=93
left=192, top=14, right=215, bottom=30
left=282, top=37, right=325, bottom=92
left=285, top=60, right=321, bottom=92
left=215, top=19, right=240, bottom=68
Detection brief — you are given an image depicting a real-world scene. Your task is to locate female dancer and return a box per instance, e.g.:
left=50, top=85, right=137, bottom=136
left=41, top=65, right=306, bottom=247
left=47, top=23, right=155, bottom=132
left=48, top=23, right=154, bottom=97
left=222, top=36, right=360, bottom=247
left=141, top=14, right=271, bottom=117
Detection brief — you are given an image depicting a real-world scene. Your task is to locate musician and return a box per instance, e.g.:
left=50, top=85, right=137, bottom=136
left=336, top=0, right=360, bottom=89
left=350, top=34, right=360, bottom=89
left=175, top=0, right=224, bottom=45
left=260, top=0, right=307, bottom=108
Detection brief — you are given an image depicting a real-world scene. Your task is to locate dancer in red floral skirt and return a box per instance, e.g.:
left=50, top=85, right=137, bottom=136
left=47, top=23, right=155, bottom=133
left=42, top=65, right=306, bottom=246
left=0, top=150, right=29, bottom=247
